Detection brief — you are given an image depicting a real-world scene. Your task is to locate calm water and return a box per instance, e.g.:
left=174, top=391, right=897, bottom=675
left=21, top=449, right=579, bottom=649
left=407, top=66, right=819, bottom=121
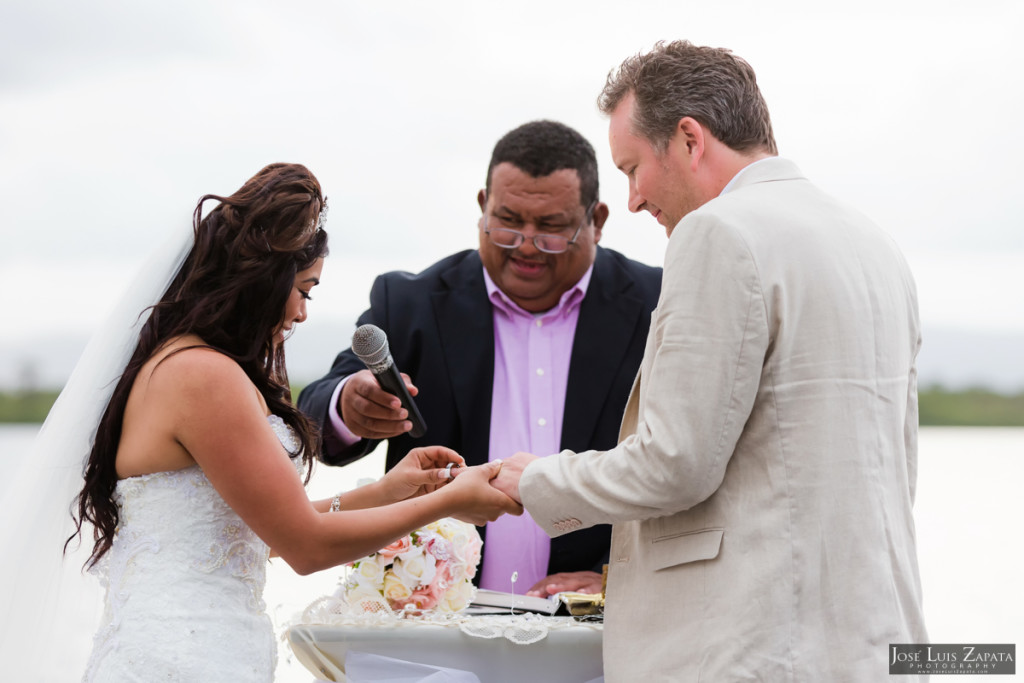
left=1, top=426, right=1021, bottom=682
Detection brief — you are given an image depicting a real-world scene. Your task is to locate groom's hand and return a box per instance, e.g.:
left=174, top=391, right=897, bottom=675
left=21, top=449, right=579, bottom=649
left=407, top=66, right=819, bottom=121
left=488, top=452, right=538, bottom=504
left=445, top=461, right=523, bottom=524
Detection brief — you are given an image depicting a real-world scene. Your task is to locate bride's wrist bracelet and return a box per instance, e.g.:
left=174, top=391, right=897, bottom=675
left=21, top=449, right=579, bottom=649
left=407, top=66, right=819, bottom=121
left=329, top=494, right=342, bottom=513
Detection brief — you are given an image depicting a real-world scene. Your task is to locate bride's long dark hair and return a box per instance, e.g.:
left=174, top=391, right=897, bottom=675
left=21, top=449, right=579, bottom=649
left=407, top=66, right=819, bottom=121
left=68, top=162, right=330, bottom=568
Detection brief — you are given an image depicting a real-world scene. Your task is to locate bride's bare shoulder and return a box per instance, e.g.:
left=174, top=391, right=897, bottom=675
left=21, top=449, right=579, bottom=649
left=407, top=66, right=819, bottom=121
left=144, top=336, right=260, bottom=408
left=119, top=338, right=267, bottom=477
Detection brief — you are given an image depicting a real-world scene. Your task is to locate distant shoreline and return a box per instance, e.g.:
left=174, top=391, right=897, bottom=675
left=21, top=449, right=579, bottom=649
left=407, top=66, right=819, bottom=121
left=2, top=386, right=1022, bottom=427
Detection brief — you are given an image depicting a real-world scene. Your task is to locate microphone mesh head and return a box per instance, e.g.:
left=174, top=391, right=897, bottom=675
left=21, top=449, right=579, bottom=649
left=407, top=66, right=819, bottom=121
left=351, top=324, right=390, bottom=365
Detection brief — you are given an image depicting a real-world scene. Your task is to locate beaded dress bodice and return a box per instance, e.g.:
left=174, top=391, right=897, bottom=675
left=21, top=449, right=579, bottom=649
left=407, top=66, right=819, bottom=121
left=83, top=415, right=301, bottom=682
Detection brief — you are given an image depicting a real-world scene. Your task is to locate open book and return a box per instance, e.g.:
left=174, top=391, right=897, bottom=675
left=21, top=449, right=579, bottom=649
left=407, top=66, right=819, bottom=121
left=465, top=589, right=560, bottom=615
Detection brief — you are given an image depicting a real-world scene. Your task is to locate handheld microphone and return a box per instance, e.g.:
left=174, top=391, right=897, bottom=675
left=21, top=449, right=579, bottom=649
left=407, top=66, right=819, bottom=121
left=351, top=324, right=427, bottom=438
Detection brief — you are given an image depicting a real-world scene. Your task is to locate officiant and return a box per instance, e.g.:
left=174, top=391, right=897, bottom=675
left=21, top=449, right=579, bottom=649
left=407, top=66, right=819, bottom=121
left=298, top=120, right=662, bottom=596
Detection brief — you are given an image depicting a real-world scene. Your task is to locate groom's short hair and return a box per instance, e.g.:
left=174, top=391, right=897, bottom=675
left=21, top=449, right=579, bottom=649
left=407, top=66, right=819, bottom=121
left=598, top=40, right=777, bottom=155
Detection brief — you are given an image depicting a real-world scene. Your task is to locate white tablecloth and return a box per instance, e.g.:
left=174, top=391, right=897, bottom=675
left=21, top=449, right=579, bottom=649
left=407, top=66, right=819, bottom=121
left=287, top=615, right=603, bottom=683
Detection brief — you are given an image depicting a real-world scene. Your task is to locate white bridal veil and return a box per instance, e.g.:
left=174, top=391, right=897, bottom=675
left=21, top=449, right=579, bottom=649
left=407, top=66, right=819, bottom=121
left=0, top=226, right=193, bottom=681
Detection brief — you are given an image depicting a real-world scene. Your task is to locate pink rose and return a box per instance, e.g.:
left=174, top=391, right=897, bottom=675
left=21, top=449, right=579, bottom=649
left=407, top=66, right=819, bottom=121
left=462, top=537, right=482, bottom=579
left=423, top=535, right=454, bottom=563
left=390, top=581, right=441, bottom=612
left=434, top=559, right=458, bottom=590
left=377, top=535, right=413, bottom=560
left=406, top=580, right=445, bottom=611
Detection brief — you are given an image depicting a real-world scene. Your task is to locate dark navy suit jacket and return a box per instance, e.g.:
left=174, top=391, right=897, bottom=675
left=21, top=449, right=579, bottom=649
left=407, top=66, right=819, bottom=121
left=297, top=246, right=662, bottom=576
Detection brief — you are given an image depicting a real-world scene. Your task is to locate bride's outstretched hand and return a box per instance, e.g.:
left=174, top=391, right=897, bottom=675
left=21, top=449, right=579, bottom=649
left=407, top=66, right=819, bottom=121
left=444, top=461, right=524, bottom=525
left=381, top=446, right=465, bottom=502
left=380, top=450, right=522, bottom=522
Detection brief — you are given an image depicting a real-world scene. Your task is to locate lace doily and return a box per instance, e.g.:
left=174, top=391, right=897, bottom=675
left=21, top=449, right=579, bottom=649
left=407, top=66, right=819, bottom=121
left=293, top=594, right=601, bottom=646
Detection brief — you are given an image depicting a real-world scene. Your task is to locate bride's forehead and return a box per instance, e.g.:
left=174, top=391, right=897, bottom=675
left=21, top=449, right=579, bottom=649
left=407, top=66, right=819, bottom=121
left=296, top=259, right=324, bottom=281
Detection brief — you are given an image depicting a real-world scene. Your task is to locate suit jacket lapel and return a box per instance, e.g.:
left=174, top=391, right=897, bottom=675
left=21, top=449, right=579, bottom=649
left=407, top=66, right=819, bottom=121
left=562, top=248, right=645, bottom=451
left=432, top=252, right=494, bottom=466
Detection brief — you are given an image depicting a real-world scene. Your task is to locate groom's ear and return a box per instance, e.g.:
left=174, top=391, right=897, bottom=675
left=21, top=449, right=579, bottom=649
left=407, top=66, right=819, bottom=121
left=674, top=117, right=706, bottom=170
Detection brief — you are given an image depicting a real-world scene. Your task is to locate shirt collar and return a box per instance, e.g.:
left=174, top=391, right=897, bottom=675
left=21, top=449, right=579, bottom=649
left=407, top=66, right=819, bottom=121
left=483, top=262, right=593, bottom=320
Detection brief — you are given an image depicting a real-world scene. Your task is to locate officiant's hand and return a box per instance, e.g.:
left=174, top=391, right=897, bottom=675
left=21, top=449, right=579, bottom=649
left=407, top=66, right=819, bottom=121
left=339, top=369, right=420, bottom=439
left=526, top=571, right=603, bottom=598
left=488, top=452, right=538, bottom=504
left=380, top=446, right=465, bottom=503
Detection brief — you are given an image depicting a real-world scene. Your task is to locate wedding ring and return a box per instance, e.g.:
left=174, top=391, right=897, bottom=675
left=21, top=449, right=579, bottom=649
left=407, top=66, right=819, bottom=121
left=444, top=462, right=456, bottom=479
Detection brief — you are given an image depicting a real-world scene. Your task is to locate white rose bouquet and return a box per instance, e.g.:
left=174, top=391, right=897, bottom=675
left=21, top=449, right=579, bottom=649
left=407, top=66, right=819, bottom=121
left=338, top=517, right=483, bottom=615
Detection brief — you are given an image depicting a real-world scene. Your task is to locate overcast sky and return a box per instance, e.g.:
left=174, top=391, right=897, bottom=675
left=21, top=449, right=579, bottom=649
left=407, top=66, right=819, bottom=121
left=1, top=0, right=1022, bottom=390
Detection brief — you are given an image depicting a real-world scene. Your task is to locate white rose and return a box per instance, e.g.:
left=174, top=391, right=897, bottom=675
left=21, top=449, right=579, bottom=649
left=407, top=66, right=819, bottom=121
left=383, top=570, right=413, bottom=603
left=344, top=580, right=388, bottom=613
left=393, top=547, right=437, bottom=588
left=429, top=518, right=454, bottom=539
left=354, top=555, right=387, bottom=587
left=439, top=579, right=476, bottom=613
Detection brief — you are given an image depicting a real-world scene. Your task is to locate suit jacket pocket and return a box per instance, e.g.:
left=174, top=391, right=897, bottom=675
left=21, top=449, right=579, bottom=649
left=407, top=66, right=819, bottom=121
left=650, top=527, right=724, bottom=571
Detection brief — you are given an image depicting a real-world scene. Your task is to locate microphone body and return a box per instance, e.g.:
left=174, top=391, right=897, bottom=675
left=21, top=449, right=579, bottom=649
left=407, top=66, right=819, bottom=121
left=351, top=324, right=427, bottom=438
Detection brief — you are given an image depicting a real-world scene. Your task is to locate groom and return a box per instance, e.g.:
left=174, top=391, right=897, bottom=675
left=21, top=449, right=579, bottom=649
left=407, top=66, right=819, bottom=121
left=491, top=41, right=928, bottom=681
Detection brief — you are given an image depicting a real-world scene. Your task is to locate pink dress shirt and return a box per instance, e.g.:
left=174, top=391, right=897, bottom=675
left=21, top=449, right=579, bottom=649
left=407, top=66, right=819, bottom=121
left=477, top=265, right=592, bottom=592
left=327, top=264, right=594, bottom=592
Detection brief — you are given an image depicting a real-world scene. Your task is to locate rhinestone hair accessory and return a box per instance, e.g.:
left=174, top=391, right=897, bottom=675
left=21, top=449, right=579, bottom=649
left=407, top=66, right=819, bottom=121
left=316, top=197, right=329, bottom=232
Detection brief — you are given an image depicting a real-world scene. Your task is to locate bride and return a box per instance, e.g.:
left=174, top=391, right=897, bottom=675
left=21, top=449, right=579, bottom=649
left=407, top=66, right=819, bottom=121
left=3, top=163, right=520, bottom=682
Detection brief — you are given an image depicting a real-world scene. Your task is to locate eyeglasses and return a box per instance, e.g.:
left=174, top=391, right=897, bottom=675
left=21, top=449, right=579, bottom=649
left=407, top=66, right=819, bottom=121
left=482, top=202, right=595, bottom=255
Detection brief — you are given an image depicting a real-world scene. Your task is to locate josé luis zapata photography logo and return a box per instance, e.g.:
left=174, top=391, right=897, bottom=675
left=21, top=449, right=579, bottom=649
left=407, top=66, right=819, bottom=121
left=890, top=644, right=1015, bottom=675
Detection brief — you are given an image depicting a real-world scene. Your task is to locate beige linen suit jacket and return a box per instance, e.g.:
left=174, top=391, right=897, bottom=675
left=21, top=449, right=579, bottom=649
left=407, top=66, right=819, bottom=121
left=520, top=158, right=928, bottom=681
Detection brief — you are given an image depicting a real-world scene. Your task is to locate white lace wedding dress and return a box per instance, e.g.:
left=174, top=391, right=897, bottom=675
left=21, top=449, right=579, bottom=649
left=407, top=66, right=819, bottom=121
left=82, top=415, right=301, bottom=682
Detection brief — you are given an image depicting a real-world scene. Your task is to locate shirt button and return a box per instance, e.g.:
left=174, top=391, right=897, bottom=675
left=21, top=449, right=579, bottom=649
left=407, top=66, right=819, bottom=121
left=538, top=418, right=547, bottom=427
left=535, top=319, right=543, bottom=327
left=536, top=368, right=545, bottom=376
